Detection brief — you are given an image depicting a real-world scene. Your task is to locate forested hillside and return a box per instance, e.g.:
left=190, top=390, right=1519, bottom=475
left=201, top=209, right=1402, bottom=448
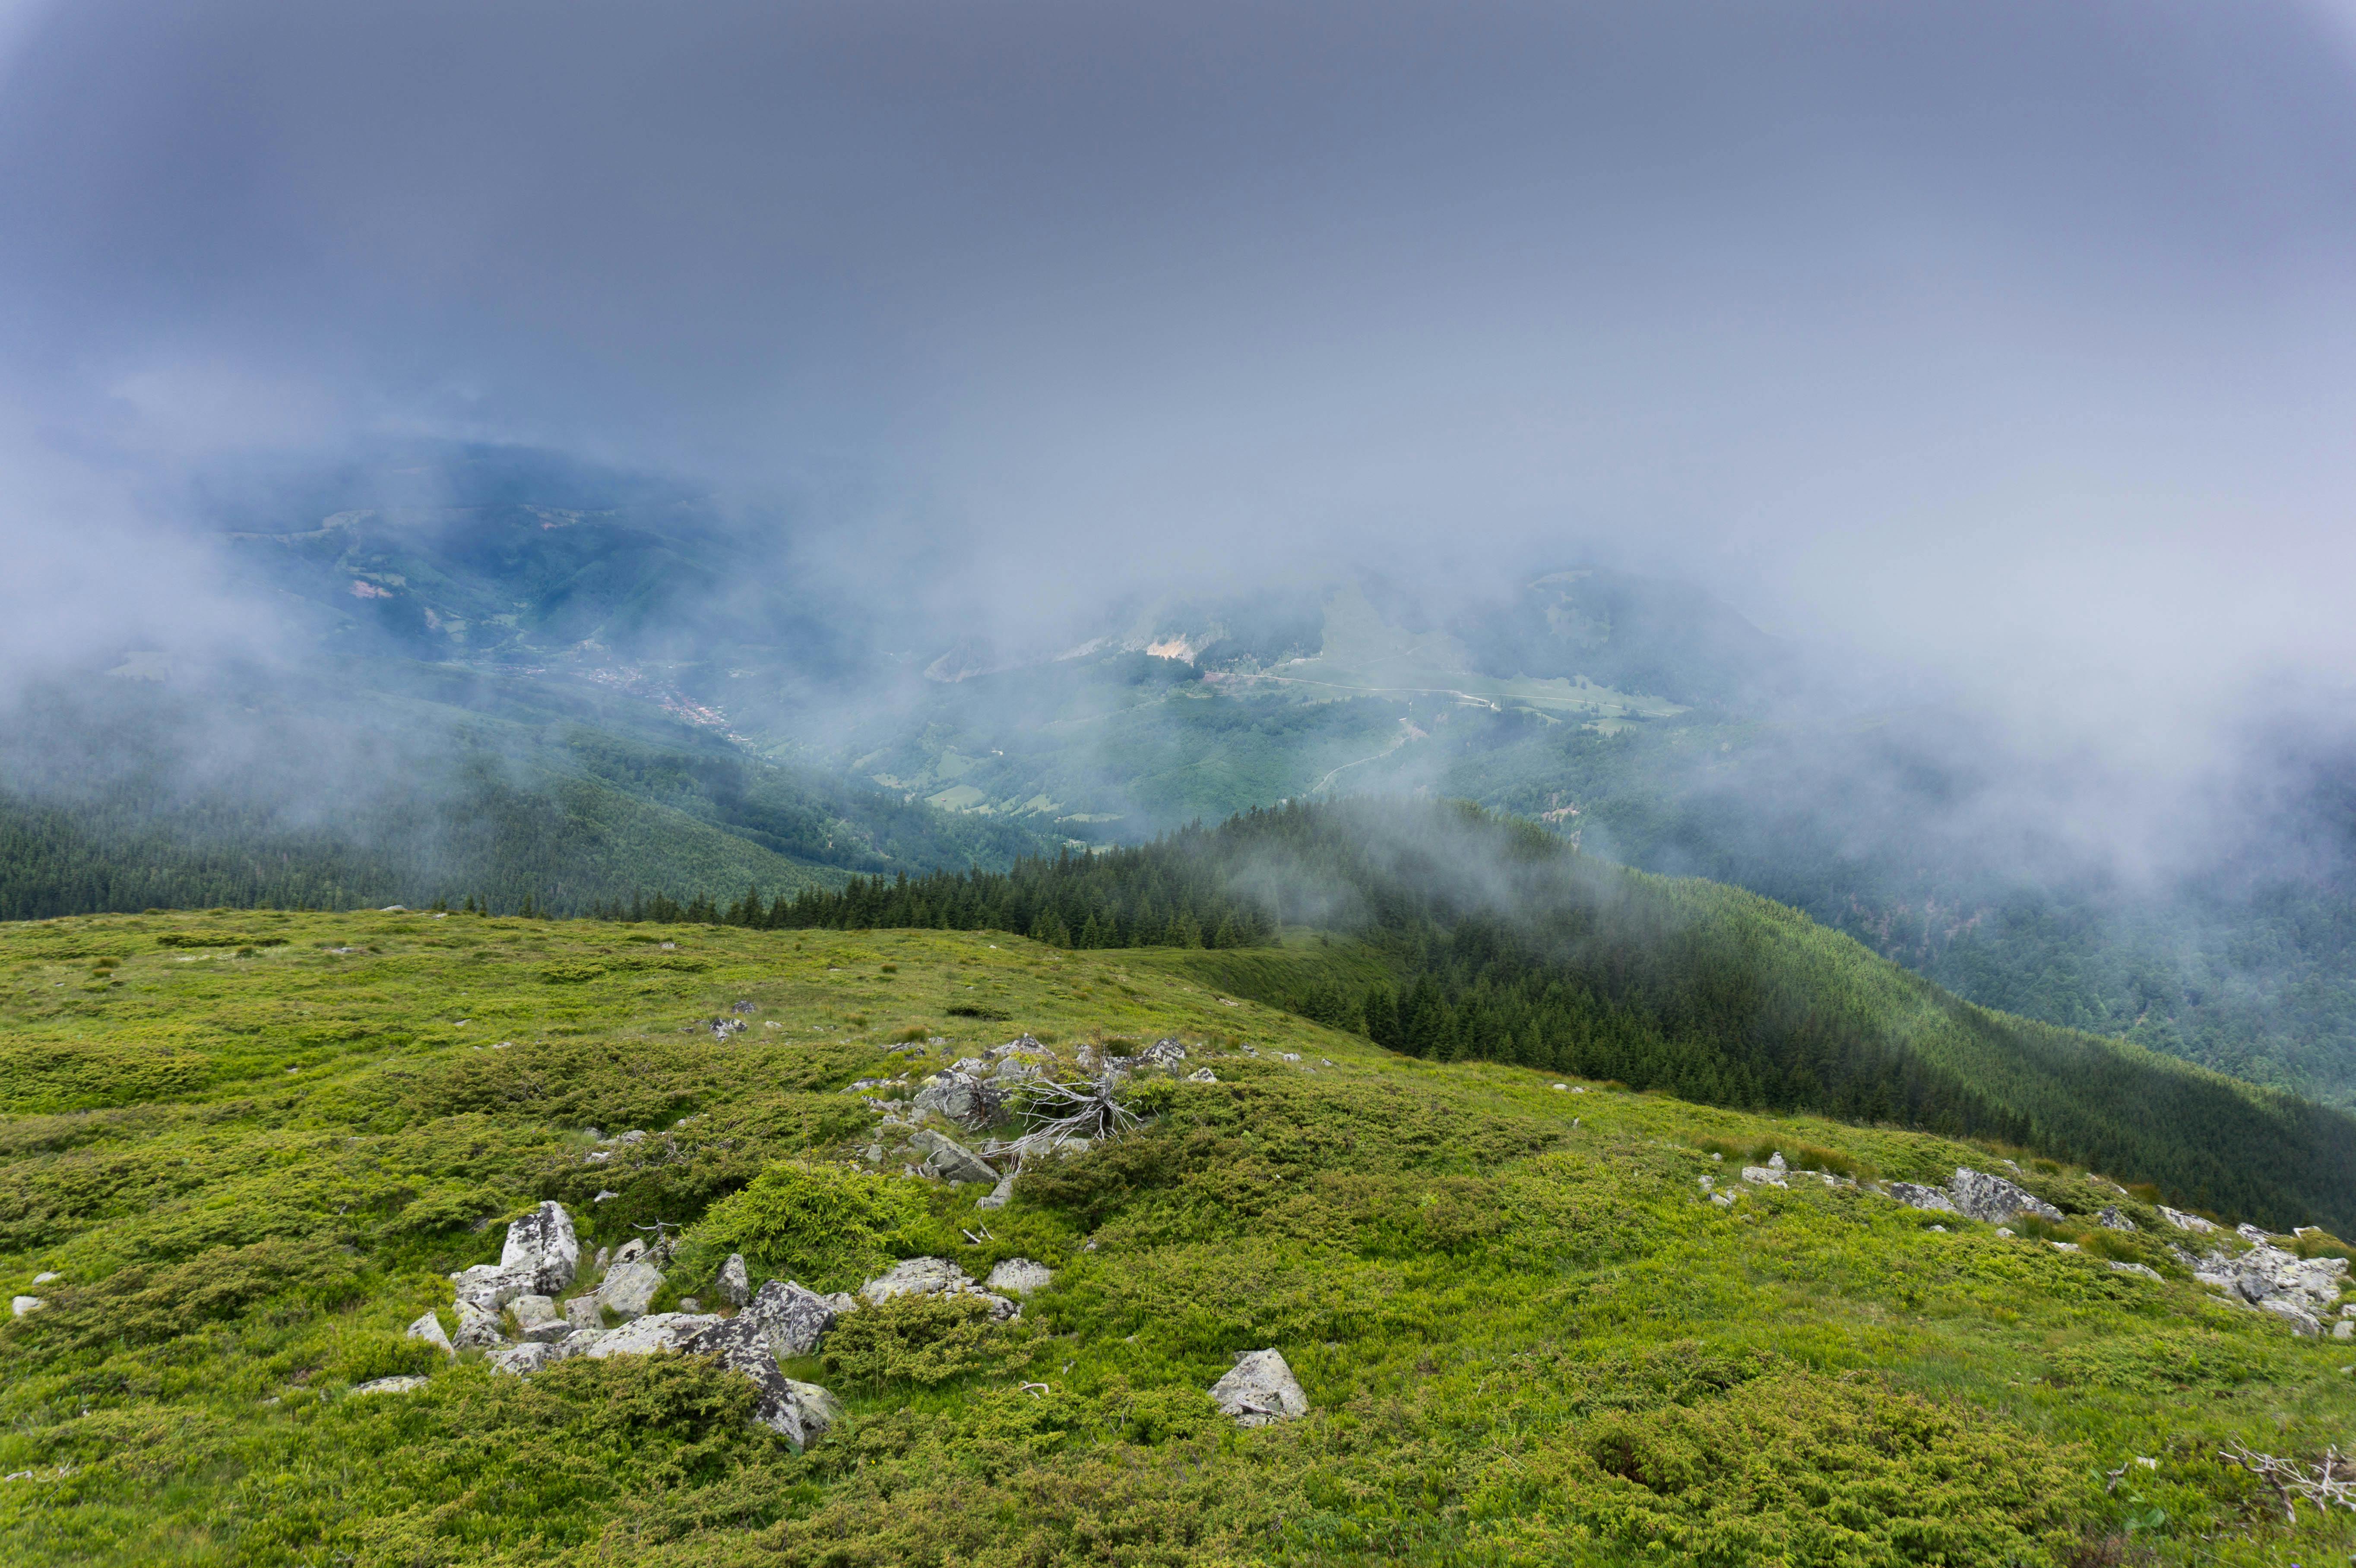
left=737, top=799, right=2356, bottom=1234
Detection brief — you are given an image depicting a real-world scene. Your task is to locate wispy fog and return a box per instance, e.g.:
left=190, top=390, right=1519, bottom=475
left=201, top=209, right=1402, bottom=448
left=2, top=0, right=2353, bottom=883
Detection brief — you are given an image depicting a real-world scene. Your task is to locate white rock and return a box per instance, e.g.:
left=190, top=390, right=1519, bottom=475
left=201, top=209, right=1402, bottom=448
left=1948, top=1168, right=2064, bottom=1225
left=31, top=1272, right=57, bottom=1286
left=405, top=1309, right=455, bottom=1356
left=1740, top=1165, right=1786, bottom=1188
left=1887, top=1182, right=1957, bottom=1214
left=986, top=1258, right=1054, bottom=1295
left=744, top=1279, right=843, bottom=1358
left=513, top=1295, right=569, bottom=1342
left=1209, top=1348, right=1310, bottom=1427
left=2258, top=1297, right=2322, bottom=1336
left=975, top=1173, right=1017, bottom=1210
left=2158, top=1205, right=2217, bottom=1233
left=453, top=1299, right=505, bottom=1350
left=575, top=1312, right=725, bottom=1359
left=2335, top=1320, right=2354, bottom=1340
left=860, top=1257, right=975, bottom=1302
left=2107, top=1261, right=2160, bottom=1280
left=488, top=1341, right=566, bottom=1376
left=10, top=1296, right=42, bottom=1318
left=716, top=1254, right=751, bottom=1308
left=350, top=1375, right=428, bottom=1395
left=499, top=1202, right=580, bottom=1295
left=564, top=1295, right=604, bottom=1332
left=595, top=1258, right=665, bottom=1320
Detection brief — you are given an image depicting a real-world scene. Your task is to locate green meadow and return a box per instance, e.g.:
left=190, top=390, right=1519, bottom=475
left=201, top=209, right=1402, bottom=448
left=2, top=910, right=2351, bottom=1565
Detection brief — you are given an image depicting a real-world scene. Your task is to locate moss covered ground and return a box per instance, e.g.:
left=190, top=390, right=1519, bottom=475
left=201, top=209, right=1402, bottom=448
left=2, top=910, right=2352, bottom=1565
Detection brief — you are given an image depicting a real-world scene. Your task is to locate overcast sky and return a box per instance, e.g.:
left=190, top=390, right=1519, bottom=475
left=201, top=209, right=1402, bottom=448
left=2, top=0, right=2354, bottom=741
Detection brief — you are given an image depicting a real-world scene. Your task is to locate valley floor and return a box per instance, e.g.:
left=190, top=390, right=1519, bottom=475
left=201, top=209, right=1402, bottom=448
left=1, top=912, right=2351, bottom=1565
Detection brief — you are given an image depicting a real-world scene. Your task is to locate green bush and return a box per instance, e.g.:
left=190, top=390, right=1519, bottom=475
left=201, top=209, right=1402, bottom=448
left=671, top=1160, right=927, bottom=1293
left=817, top=1292, right=1008, bottom=1391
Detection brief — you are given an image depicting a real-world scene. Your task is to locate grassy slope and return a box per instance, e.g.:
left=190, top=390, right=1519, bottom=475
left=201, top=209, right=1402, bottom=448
left=1, top=912, right=2353, bottom=1566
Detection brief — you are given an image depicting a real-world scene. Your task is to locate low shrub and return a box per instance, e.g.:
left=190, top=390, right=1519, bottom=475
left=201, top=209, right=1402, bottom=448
left=671, top=1160, right=927, bottom=1293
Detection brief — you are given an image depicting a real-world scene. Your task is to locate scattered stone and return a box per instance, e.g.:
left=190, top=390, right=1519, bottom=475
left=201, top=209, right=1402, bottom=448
left=744, top=1279, right=842, bottom=1358
left=1928, top=1224, right=1948, bottom=1232
left=717, top=1254, right=751, bottom=1308
left=488, top=1341, right=565, bottom=1376
left=1209, top=1348, right=1310, bottom=1427
left=350, top=1375, right=428, bottom=1396
left=1948, top=1168, right=2065, bottom=1225
left=975, top=1173, right=1017, bottom=1210
left=576, top=1311, right=724, bottom=1359
left=1740, top=1164, right=1786, bottom=1188
left=593, top=1190, right=619, bottom=1203
left=2189, top=1236, right=2347, bottom=1323
left=1187, top=1068, right=1218, bottom=1084
left=2108, top=1261, right=2162, bottom=1280
left=500, top=1202, right=580, bottom=1295
left=450, top=1263, right=526, bottom=1312
left=2337, top=1321, right=2355, bottom=1341
left=10, top=1296, right=42, bottom=1318
left=2049, top=1241, right=2081, bottom=1254
left=676, top=1314, right=843, bottom=1448
left=1887, top=1182, right=1958, bottom=1214
left=1995, top=1228, right=2014, bottom=1238
left=1277, top=1052, right=1302, bottom=1063
left=2258, top=1298, right=2323, bottom=1336
left=861, top=1257, right=975, bottom=1302
left=679, top=1297, right=702, bottom=1313
left=453, top=1299, right=505, bottom=1350
left=2094, top=1206, right=2138, bottom=1232
left=595, top=1258, right=665, bottom=1321
left=907, top=1128, right=998, bottom=1184
left=1140, top=1038, right=1186, bottom=1068
left=1551, top=1083, right=1567, bottom=1091
left=31, top=1272, right=57, bottom=1286
left=564, top=1295, right=604, bottom=1332
left=1710, top=1192, right=1734, bottom=1208
left=406, top=1309, right=455, bottom=1356
left=986, top=1258, right=1054, bottom=1295
left=513, top=1295, right=569, bottom=1342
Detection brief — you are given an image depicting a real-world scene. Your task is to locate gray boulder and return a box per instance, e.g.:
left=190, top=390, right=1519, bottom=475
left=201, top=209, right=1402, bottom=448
left=1140, top=1038, right=1187, bottom=1069
left=488, top=1341, right=567, bottom=1375
left=564, top=1295, right=604, bottom=1332
left=2094, top=1206, right=2138, bottom=1232
left=716, top=1254, right=751, bottom=1308
left=499, top=1201, right=580, bottom=1295
left=2159, top=1205, right=2217, bottom=1233
left=1887, top=1182, right=1957, bottom=1214
left=350, top=1375, right=428, bottom=1395
left=595, top=1258, right=666, bottom=1321
left=1209, top=1348, right=1310, bottom=1427
left=452, top=1299, right=506, bottom=1350
left=1948, top=1168, right=2065, bottom=1225
left=512, top=1295, right=569, bottom=1342
left=576, top=1311, right=725, bottom=1359
left=2107, top=1261, right=2162, bottom=1281
left=2258, top=1298, right=2322, bottom=1337
left=405, top=1309, right=455, bottom=1356
left=986, top=1258, right=1054, bottom=1295
left=2193, top=1239, right=2346, bottom=1320
left=1187, top=1068, right=1218, bottom=1084
left=975, top=1173, right=1017, bottom=1210
left=907, top=1128, right=998, bottom=1184
left=744, top=1279, right=842, bottom=1358
left=681, top=1315, right=844, bottom=1449
left=11, top=1296, right=43, bottom=1318
left=860, top=1257, right=975, bottom=1302
left=449, top=1263, right=526, bottom=1312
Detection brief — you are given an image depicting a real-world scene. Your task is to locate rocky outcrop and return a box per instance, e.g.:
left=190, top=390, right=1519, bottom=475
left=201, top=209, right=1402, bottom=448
left=985, top=1258, right=1054, bottom=1295
left=595, top=1258, right=665, bottom=1321
left=499, top=1201, right=580, bottom=1295
left=858, top=1257, right=1019, bottom=1319
left=2108, top=1261, right=2162, bottom=1281
left=453, top=1299, right=506, bottom=1350
left=513, top=1295, right=569, bottom=1342
left=906, top=1128, right=998, bottom=1184
left=1741, top=1154, right=1788, bottom=1187
left=2094, top=1206, right=2138, bottom=1231
left=2190, top=1236, right=2347, bottom=1329
left=678, top=1314, right=844, bottom=1449
left=1887, top=1182, right=1957, bottom=1214
left=1948, top=1168, right=2065, bottom=1225
left=716, top=1254, right=751, bottom=1308
left=2159, top=1206, right=2217, bottom=1234
left=743, top=1279, right=842, bottom=1358
left=1209, top=1349, right=1309, bottom=1427
left=564, top=1295, right=604, bottom=1332
left=406, top=1309, right=455, bottom=1356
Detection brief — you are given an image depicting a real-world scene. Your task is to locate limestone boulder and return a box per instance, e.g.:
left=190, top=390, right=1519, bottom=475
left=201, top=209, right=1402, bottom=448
left=744, top=1279, right=843, bottom=1358
left=1209, top=1348, right=1310, bottom=1427
left=1887, top=1182, right=1957, bottom=1214
left=860, top=1256, right=974, bottom=1302
left=986, top=1258, right=1054, bottom=1296
left=512, top=1295, right=569, bottom=1343
left=716, top=1254, right=751, bottom=1308
left=405, top=1309, right=455, bottom=1356
left=499, top=1201, right=580, bottom=1295
left=351, top=1375, right=428, bottom=1395
left=564, top=1295, right=604, bottom=1332
left=452, top=1299, right=506, bottom=1350
left=681, top=1315, right=844, bottom=1449
left=595, top=1258, right=666, bottom=1321
left=1948, top=1168, right=2064, bottom=1225
left=2094, top=1206, right=2138, bottom=1232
